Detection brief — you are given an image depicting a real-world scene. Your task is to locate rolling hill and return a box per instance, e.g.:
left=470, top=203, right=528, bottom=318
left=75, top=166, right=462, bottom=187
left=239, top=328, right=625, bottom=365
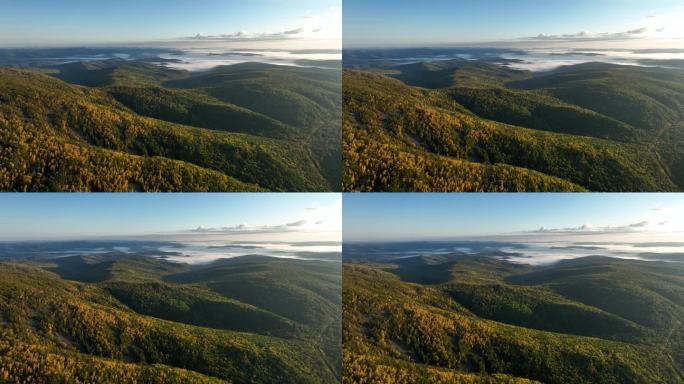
left=0, top=252, right=341, bottom=384
left=343, top=59, right=684, bottom=191
left=0, top=58, right=341, bottom=191
left=343, top=254, right=684, bottom=384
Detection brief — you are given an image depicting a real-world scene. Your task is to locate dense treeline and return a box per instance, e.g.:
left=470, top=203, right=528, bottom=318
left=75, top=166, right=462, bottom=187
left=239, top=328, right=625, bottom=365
left=167, top=256, right=343, bottom=377
left=108, top=86, right=296, bottom=139
left=343, top=255, right=684, bottom=383
left=509, top=62, right=684, bottom=132
left=388, top=60, right=531, bottom=89
left=104, top=281, right=299, bottom=337
left=167, top=256, right=342, bottom=330
left=0, top=59, right=341, bottom=191
left=161, top=62, right=342, bottom=189
left=344, top=60, right=684, bottom=192
left=0, top=332, right=227, bottom=384
left=343, top=119, right=585, bottom=192
left=166, top=63, right=340, bottom=128
left=0, top=255, right=342, bottom=384
left=656, top=121, right=684, bottom=188
left=449, top=87, right=640, bottom=141
left=0, top=116, right=260, bottom=192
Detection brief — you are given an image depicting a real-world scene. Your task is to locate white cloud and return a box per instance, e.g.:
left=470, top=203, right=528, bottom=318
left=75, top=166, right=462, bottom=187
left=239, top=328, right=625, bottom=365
left=189, top=219, right=309, bottom=234
left=530, top=220, right=652, bottom=235
left=527, top=5, right=684, bottom=44
left=520, top=201, right=684, bottom=240
left=528, top=27, right=650, bottom=42
left=286, top=220, right=307, bottom=227
left=182, top=197, right=341, bottom=237
left=186, top=28, right=306, bottom=42
left=183, top=6, right=341, bottom=43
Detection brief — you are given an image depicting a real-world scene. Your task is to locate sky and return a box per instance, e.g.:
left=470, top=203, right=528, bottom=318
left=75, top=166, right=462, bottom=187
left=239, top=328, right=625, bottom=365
left=0, top=193, right=341, bottom=241
left=343, top=194, right=684, bottom=242
left=0, top=0, right=341, bottom=49
left=344, top=0, right=684, bottom=48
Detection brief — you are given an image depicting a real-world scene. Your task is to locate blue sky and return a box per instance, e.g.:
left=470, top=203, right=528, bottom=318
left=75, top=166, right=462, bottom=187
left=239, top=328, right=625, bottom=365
left=0, top=193, right=341, bottom=240
left=2, top=193, right=682, bottom=242
left=344, top=0, right=684, bottom=47
left=0, top=0, right=341, bottom=46
left=343, top=194, right=684, bottom=242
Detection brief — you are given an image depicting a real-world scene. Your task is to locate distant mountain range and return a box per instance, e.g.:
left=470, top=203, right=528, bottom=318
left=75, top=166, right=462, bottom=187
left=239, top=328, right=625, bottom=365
left=343, top=54, right=684, bottom=191
left=0, top=54, right=341, bottom=191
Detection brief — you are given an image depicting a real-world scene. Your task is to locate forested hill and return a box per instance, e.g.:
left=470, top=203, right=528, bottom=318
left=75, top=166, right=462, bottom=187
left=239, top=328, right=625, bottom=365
left=0, top=60, right=341, bottom=191
left=0, top=254, right=342, bottom=384
left=343, top=60, right=684, bottom=192
left=344, top=255, right=684, bottom=383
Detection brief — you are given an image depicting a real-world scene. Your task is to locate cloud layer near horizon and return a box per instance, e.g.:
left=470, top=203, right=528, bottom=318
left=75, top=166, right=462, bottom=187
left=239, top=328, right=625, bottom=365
left=173, top=196, right=342, bottom=240
left=181, top=6, right=341, bottom=43
left=529, top=220, right=665, bottom=235
left=184, top=28, right=307, bottom=42
left=189, top=219, right=311, bottom=234
left=528, top=27, right=650, bottom=42
left=525, top=6, right=684, bottom=44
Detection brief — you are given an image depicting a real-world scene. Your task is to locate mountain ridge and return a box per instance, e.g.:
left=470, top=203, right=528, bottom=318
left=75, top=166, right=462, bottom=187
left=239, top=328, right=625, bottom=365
left=343, top=60, right=684, bottom=191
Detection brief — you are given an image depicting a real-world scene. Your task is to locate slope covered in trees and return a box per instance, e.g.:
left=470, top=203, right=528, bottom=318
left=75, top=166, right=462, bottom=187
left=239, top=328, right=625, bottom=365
left=343, top=59, right=684, bottom=191
left=343, top=254, right=684, bottom=384
left=0, top=253, right=341, bottom=384
left=0, top=58, right=341, bottom=191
